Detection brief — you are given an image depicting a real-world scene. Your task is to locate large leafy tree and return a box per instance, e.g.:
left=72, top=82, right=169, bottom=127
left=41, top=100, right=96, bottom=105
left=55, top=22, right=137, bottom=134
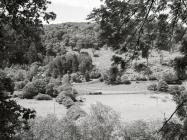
left=0, top=0, right=55, bottom=139
left=88, top=0, right=187, bottom=65
left=0, top=0, right=56, bottom=67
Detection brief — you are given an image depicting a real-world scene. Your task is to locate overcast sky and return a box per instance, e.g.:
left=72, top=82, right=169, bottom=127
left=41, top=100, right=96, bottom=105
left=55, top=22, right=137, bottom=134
left=47, top=0, right=102, bottom=24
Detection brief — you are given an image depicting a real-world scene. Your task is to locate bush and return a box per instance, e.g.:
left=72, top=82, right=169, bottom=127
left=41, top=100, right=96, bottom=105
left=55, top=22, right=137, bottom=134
left=34, top=93, right=52, bottom=100
left=148, top=75, right=157, bottom=81
left=22, top=79, right=47, bottom=99
left=71, top=73, right=82, bottom=83
left=134, top=62, right=147, bottom=72
left=57, top=84, right=72, bottom=94
left=66, top=105, right=87, bottom=120
left=121, top=75, right=131, bottom=85
left=78, top=52, right=93, bottom=74
left=157, top=80, right=169, bottom=92
left=90, top=69, right=101, bottom=79
left=147, top=83, right=158, bottom=91
left=78, top=102, right=122, bottom=139
left=104, top=66, right=120, bottom=85
left=136, top=75, right=147, bottom=81
left=14, top=80, right=29, bottom=91
left=85, top=71, right=90, bottom=82
left=162, top=71, right=182, bottom=85
left=56, top=92, right=74, bottom=108
left=27, top=62, right=39, bottom=81
left=0, top=70, right=15, bottom=95
left=49, top=77, right=61, bottom=86
left=168, top=85, right=185, bottom=96
left=45, top=83, right=56, bottom=97
left=124, top=121, right=161, bottom=140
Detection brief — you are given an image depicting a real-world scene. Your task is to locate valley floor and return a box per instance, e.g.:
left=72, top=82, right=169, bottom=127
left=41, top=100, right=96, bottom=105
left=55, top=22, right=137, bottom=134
left=16, top=81, right=178, bottom=122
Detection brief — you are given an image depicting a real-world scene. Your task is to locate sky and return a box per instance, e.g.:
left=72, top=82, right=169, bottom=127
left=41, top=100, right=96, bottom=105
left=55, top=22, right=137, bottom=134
left=47, top=0, right=102, bottom=24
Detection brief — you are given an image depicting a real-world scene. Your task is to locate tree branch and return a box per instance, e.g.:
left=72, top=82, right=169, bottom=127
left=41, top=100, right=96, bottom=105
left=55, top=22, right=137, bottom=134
left=158, top=99, right=187, bottom=133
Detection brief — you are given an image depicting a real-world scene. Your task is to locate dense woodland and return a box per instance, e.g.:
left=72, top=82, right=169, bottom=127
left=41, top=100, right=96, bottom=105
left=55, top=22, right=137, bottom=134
left=1, top=0, right=187, bottom=139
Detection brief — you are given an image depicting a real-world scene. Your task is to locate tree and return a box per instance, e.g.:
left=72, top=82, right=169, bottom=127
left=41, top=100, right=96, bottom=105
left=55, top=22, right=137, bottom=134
left=0, top=0, right=56, bottom=66
left=0, top=70, right=36, bottom=139
left=88, top=0, right=187, bottom=65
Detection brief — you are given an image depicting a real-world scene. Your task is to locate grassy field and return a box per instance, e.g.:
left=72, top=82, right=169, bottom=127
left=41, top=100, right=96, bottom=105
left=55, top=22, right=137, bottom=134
left=16, top=92, right=176, bottom=122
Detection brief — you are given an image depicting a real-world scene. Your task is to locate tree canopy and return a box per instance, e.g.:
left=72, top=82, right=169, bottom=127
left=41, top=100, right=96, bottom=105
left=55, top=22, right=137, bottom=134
left=88, top=0, right=187, bottom=62
left=0, top=0, right=56, bottom=66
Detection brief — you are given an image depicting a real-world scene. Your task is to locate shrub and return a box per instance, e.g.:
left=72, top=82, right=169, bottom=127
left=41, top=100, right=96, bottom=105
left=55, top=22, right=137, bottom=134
left=22, top=79, right=47, bottom=99
left=136, top=75, right=147, bottom=81
left=124, top=121, right=161, bottom=140
left=162, top=71, right=182, bottom=85
left=57, top=84, right=72, bottom=94
left=147, top=83, right=158, bottom=91
left=34, top=93, right=52, bottom=100
left=14, top=80, right=29, bottom=91
left=71, top=73, right=82, bottom=83
left=134, top=62, right=147, bottom=72
left=148, top=75, right=157, bottom=81
left=78, top=52, right=93, bottom=74
left=121, top=75, right=131, bottom=85
left=168, top=85, right=185, bottom=96
left=56, top=92, right=74, bottom=108
left=142, top=67, right=152, bottom=75
left=90, top=69, right=101, bottom=79
left=14, top=69, right=27, bottom=81
left=0, top=70, right=15, bottom=95
left=22, top=114, right=79, bottom=140
left=104, top=66, right=120, bottom=85
left=85, top=71, right=90, bottom=82
left=173, top=56, right=187, bottom=80
left=45, top=83, right=55, bottom=97
left=27, top=62, right=39, bottom=81
left=78, top=102, right=122, bottom=140
left=93, top=54, right=99, bottom=57
left=49, top=77, right=61, bottom=86
left=22, top=82, right=38, bottom=99
left=157, top=80, right=169, bottom=92
left=66, top=105, right=87, bottom=120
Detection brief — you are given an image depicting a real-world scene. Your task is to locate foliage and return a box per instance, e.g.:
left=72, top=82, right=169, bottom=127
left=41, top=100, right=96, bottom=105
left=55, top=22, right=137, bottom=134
left=174, top=56, right=187, bottom=80
left=124, top=120, right=160, bottom=140
left=14, top=80, right=29, bottom=91
left=34, top=93, right=52, bottom=100
left=66, top=105, right=87, bottom=121
left=168, top=85, right=185, bottom=96
left=157, top=80, right=169, bottom=92
left=0, top=70, right=36, bottom=140
left=147, top=83, right=158, bottom=91
left=0, top=0, right=56, bottom=66
left=78, top=102, right=122, bottom=140
left=162, top=70, right=182, bottom=85
left=78, top=52, right=93, bottom=74
left=56, top=92, right=75, bottom=108
left=105, top=66, right=120, bottom=85
left=89, top=69, right=101, bottom=79
left=134, top=62, right=148, bottom=73
left=48, top=52, right=93, bottom=78
left=120, top=75, right=131, bottom=85
left=22, top=79, right=47, bottom=99
left=111, top=55, right=127, bottom=70
left=45, top=83, right=55, bottom=97
left=0, top=70, right=15, bottom=95
left=71, top=73, right=82, bottom=83
left=19, top=103, right=162, bottom=140
left=136, top=75, right=148, bottom=81
left=148, top=75, right=157, bottom=81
